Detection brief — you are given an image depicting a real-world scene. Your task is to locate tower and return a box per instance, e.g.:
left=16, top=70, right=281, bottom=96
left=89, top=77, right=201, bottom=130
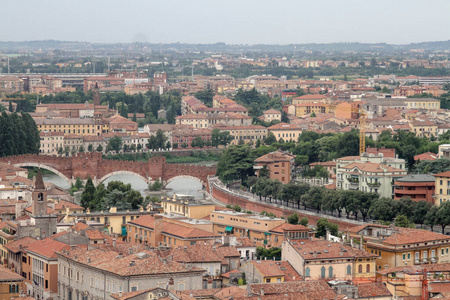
left=32, top=170, right=48, bottom=216
left=31, top=170, right=57, bottom=239
left=93, top=82, right=101, bottom=106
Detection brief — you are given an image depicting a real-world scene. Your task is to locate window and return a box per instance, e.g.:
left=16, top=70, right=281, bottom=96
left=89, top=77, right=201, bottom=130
left=346, top=265, right=351, bottom=275
left=328, top=266, right=333, bottom=278
left=358, top=265, right=362, bottom=273
left=131, top=286, right=137, bottom=292
left=408, top=253, right=411, bottom=260
left=321, top=266, right=326, bottom=278
left=265, top=278, right=271, bottom=283
left=366, top=264, right=370, bottom=273
left=403, top=253, right=406, bottom=260
left=415, top=252, right=420, bottom=261
left=305, top=267, right=310, bottom=277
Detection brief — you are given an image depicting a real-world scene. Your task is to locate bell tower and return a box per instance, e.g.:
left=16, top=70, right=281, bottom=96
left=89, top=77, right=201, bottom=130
left=93, top=82, right=101, bottom=106
left=32, top=170, right=48, bottom=216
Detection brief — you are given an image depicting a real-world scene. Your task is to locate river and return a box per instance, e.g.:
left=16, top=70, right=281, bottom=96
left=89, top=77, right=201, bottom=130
left=43, top=174, right=204, bottom=199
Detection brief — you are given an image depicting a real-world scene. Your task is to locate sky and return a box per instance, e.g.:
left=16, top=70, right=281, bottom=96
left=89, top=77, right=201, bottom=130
left=2, top=0, right=450, bottom=45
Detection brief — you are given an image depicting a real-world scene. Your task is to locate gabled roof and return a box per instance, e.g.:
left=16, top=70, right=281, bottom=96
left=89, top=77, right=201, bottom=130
left=25, top=238, right=69, bottom=259
left=4, top=237, right=38, bottom=253
left=0, top=264, right=25, bottom=281
left=270, top=223, right=309, bottom=233
left=356, top=282, right=392, bottom=298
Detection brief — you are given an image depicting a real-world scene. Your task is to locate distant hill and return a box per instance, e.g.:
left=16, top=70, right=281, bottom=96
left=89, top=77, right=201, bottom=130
left=0, top=40, right=449, bottom=52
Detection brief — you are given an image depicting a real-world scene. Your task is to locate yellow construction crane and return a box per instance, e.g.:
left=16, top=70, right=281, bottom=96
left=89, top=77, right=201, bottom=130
left=359, top=108, right=366, bottom=155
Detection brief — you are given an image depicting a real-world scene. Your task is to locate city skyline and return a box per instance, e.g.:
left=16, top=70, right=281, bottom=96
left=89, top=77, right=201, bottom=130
left=2, top=0, right=450, bottom=45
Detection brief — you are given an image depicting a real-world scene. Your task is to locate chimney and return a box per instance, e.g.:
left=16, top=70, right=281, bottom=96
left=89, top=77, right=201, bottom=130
left=340, top=251, right=344, bottom=257
left=260, top=288, right=264, bottom=296
left=129, top=260, right=135, bottom=266
left=313, top=252, right=317, bottom=258
left=128, top=248, right=133, bottom=255
left=87, top=258, right=91, bottom=263
left=118, top=292, right=122, bottom=298
left=113, top=238, right=116, bottom=248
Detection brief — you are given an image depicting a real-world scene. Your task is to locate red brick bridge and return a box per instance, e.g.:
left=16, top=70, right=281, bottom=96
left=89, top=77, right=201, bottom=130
left=0, top=152, right=217, bottom=186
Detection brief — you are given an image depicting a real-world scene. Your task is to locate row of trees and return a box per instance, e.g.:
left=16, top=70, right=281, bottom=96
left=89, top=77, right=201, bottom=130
left=80, top=179, right=145, bottom=211
left=0, top=112, right=40, bottom=157
left=247, top=174, right=447, bottom=231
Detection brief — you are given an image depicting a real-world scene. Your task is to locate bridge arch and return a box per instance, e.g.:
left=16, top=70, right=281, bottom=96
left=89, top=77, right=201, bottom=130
left=164, top=175, right=204, bottom=186
left=13, top=162, right=72, bottom=185
left=98, top=171, right=148, bottom=185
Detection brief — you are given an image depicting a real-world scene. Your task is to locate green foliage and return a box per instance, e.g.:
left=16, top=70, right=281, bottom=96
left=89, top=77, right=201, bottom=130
left=316, top=218, right=338, bottom=237
left=264, top=132, right=277, bottom=145
left=194, top=89, right=214, bottom=107
left=256, top=247, right=281, bottom=260
left=216, top=144, right=255, bottom=184
left=80, top=177, right=95, bottom=209
left=146, top=129, right=168, bottom=150
left=148, top=180, right=163, bottom=191
left=287, top=213, right=299, bottom=224
left=394, top=215, right=416, bottom=228
left=234, top=88, right=282, bottom=118
left=299, top=217, right=309, bottom=226
left=0, top=112, right=40, bottom=157
left=107, top=136, right=123, bottom=152
left=301, top=165, right=329, bottom=178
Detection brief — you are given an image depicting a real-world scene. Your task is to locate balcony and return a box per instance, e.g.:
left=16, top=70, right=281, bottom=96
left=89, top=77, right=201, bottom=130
left=367, top=182, right=381, bottom=188
left=348, top=178, right=359, bottom=183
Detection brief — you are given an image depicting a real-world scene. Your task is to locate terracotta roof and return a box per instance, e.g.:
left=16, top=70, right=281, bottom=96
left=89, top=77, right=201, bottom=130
left=270, top=223, right=309, bottom=233
left=247, top=281, right=337, bottom=298
left=70, top=222, right=90, bottom=231
left=381, top=227, right=449, bottom=246
left=25, top=206, right=56, bottom=215
left=293, top=94, right=328, bottom=100
left=235, top=237, right=256, bottom=248
left=289, top=239, right=378, bottom=260
left=356, top=282, right=392, bottom=298
left=263, top=109, right=281, bottom=114
left=54, top=200, right=83, bottom=210
left=25, top=238, right=69, bottom=259
left=0, top=264, right=25, bottom=281
left=434, top=171, right=450, bottom=178
left=57, top=247, right=201, bottom=276
left=341, top=162, right=405, bottom=174
left=221, top=269, right=241, bottom=278
left=129, top=216, right=220, bottom=239
left=268, top=123, right=304, bottom=130
left=255, top=151, right=295, bottom=163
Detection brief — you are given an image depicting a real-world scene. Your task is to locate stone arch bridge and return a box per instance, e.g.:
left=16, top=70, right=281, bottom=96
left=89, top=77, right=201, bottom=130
left=0, top=152, right=216, bottom=186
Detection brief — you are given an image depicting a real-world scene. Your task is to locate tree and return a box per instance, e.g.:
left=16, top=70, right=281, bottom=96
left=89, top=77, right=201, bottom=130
left=96, top=144, right=103, bottom=152
left=281, top=111, right=289, bottom=123
left=305, top=186, right=325, bottom=213
left=191, top=136, right=204, bottom=148
left=394, top=215, right=415, bottom=228
left=194, top=89, right=214, bottom=107
left=265, top=132, right=277, bottom=145
left=88, top=144, right=94, bottom=152
left=92, top=183, right=107, bottom=210
left=425, top=205, right=439, bottom=232
left=258, top=165, right=270, bottom=178
left=287, top=213, right=299, bottom=225
left=74, top=177, right=83, bottom=190
left=369, top=197, right=396, bottom=221
left=216, top=144, right=255, bottom=184
left=294, top=155, right=308, bottom=166
left=436, top=202, right=450, bottom=233
left=78, top=145, right=85, bottom=153
left=108, top=136, right=123, bottom=152
left=412, top=201, right=432, bottom=228
left=80, top=177, right=95, bottom=209
left=299, top=217, right=308, bottom=226
left=316, top=218, right=338, bottom=238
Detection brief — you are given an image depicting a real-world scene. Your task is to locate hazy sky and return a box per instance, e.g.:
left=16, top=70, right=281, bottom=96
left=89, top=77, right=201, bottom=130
left=2, top=0, right=450, bottom=44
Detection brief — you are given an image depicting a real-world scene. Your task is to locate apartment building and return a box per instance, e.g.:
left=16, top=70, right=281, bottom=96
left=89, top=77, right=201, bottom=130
left=254, top=151, right=296, bottom=184
left=347, top=224, right=450, bottom=270
left=127, top=215, right=220, bottom=247
left=209, top=210, right=312, bottom=248
left=261, top=109, right=281, bottom=122
left=211, top=125, right=267, bottom=145
left=22, top=238, right=69, bottom=300
left=160, top=194, right=216, bottom=219
left=0, top=265, right=25, bottom=299
left=39, top=131, right=64, bottom=155
left=34, top=117, right=103, bottom=136
left=282, top=239, right=377, bottom=282
left=433, top=171, right=450, bottom=206
left=409, top=120, right=439, bottom=138
left=394, top=174, right=435, bottom=203
left=57, top=245, right=204, bottom=300
left=268, top=123, right=304, bottom=142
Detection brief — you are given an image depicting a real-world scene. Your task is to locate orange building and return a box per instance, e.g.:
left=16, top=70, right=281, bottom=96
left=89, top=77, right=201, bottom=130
left=254, top=151, right=296, bottom=184
left=0, top=265, right=25, bottom=298
left=394, top=174, right=435, bottom=203
left=334, top=102, right=361, bottom=119
left=22, top=238, right=69, bottom=299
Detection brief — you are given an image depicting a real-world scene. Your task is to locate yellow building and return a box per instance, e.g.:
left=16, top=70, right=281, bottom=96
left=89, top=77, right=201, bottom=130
left=404, top=98, right=440, bottom=110
left=176, top=114, right=209, bottom=128
left=0, top=227, right=15, bottom=265
left=0, top=265, right=25, bottom=299
left=34, top=117, right=104, bottom=136
left=212, top=125, right=267, bottom=145
left=65, top=206, right=158, bottom=239
left=160, top=194, right=216, bottom=219
left=240, top=260, right=298, bottom=283
left=348, top=224, right=450, bottom=271
left=409, top=120, right=438, bottom=138
left=294, top=103, right=333, bottom=117
left=433, top=171, right=450, bottom=206
left=268, top=123, right=304, bottom=142
left=282, top=239, right=377, bottom=282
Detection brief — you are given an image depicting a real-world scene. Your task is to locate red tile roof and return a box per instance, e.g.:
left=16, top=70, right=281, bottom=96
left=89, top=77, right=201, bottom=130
left=54, top=200, right=83, bottom=210
left=356, top=282, right=392, bottom=298
left=25, top=238, right=69, bottom=259
left=0, top=264, right=25, bottom=281
left=270, top=223, right=309, bottom=233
